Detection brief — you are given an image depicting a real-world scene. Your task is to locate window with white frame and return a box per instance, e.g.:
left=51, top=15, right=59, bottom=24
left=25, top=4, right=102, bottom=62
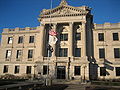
left=114, top=48, right=120, bottom=58
left=60, top=34, right=68, bottom=41
left=98, top=33, right=104, bottom=41
left=18, top=36, right=23, bottom=44
left=8, top=37, right=13, bottom=44
left=6, top=50, right=12, bottom=59
left=75, top=33, right=81, bottom=41
left=16, top=50, right=22, bottom=59
left=29, top=36, right=34, bottom=43
left=26, top=66, right=32, bottom=74
left=28, top=49, right=33, bottom=58
left=99, top=48, right=105, bottom=58
left=59, top=48, right=68, bottom=57
left=113, top=33, right=119, bottom=41
left=75, top=48, right=81, bottom=57
left=116, top=67, right=120, bottom=76
left=100, top=67, right=106, bottom=76
left=3, top=65, right=8, bottom=73
left=14, top=66, right=20, bottom=74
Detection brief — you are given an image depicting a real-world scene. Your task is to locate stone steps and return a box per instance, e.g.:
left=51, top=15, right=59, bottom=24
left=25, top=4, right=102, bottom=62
left=52, top=79, right=81, bottom=85
left=64, top=84, right=86, bottom=90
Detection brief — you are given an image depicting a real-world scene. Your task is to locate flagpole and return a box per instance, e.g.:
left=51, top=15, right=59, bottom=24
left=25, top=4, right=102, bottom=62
left=46, top=0, right=53, bottom=86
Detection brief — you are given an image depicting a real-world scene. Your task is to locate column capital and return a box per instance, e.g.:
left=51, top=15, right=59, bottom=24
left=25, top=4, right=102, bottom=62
left=41, top=23, right=45, bottom=26
left=52, top=23, right=57, bottom=25
left=82, top=21, right=87, bottom=24
left=69, top=22, right=74, bottom=25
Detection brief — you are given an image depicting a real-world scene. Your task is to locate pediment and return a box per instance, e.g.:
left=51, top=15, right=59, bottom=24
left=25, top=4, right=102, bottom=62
left=41, top=5, right=87, bottom=16
left=50, top=7, right=80, bottom=15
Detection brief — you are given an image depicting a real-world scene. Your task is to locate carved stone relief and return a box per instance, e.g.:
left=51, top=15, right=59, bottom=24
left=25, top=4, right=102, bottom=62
left=62, top=26, right=69, bottom=32
left=49, top=7, right=81, bottom=16
left=76, top=25, right=82, bottom=32
left=60, top=41, right=68, bottom=46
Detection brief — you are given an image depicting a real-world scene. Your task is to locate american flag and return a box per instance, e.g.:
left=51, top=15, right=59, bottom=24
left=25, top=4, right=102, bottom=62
left=49, top=29, right=58, bottom=36
left=48, top=29, right=58, bottom=45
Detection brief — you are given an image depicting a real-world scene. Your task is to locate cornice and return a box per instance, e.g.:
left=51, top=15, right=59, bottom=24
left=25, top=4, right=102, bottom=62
left=93, top=28, right=120, bottom=31
left=39, top=13, right=87, bottom=21
left=40, top=5, right=87, bottom=16
left=0, top=61, right=36, bottom=64
left=2, top=31, right=40, bottom=35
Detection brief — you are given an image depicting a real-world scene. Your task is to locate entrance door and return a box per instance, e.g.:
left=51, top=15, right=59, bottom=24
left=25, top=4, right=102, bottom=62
left=57, top=66, right=66, bottom=79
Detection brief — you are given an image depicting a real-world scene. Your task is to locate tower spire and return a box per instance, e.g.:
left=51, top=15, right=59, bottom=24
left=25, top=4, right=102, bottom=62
left=60, top=0, right=68, bottom=6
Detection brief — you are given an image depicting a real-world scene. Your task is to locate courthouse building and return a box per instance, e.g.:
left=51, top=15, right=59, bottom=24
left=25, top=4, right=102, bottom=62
left=0, top=0, right=120, bottom=80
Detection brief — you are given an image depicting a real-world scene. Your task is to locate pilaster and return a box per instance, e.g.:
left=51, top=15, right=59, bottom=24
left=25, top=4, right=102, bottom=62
left=39, top=24, right=45, bottom=57
left=82, top=22, right=87, bottom=56
left=68, top=22, right=73, bottom=57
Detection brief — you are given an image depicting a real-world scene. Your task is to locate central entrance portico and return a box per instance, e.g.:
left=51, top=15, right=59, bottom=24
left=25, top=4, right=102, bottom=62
left=37, top=0, right=93, bottom=81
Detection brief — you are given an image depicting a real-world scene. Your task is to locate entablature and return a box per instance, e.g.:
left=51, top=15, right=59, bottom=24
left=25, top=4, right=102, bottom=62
left=2, top=26, right=41, bottom=34
left=94, top=22, right=120, bottom=30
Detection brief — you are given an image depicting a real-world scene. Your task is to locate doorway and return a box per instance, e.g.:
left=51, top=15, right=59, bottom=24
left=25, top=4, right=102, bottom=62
left=57, top=66, right=66, bottom=79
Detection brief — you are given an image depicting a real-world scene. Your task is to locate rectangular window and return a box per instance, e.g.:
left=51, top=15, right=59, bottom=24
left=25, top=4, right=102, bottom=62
left=100, top=67, right=106, bottom=76
left=6, top=50, right=12, bottom=58
left=29, top=36, right=34, bottom=43
left=113, top=33, right=119, bottom=41
left=3, top=65, right=8, bottom=73
left=26, top=66, right=31, bottom=74
left=74, top=66, right=81, bottom=75
left=75, top=33, right=81, bottom=40
left=14, top=66, right=20, bottom=74
left=98, top=33, right=104, bottom=41
left=16, top=50, right=22, bottom=59
left=28, top=50, right=33, bottom=58
left=116, top=67, right=120, bottom=76
left=59, top=48, right=68, bottom=57
left=114, top=48, right=120, bottom=58
left=43, top=65, right=49, bottom=75
left=75, top=48, right=81, bottom=57
left=18, top=36, right=23, bottom=44
left=60, top=34, right=68, bottom=41
left=8, top=37, right=13, bottom=44
left=99, top=48, right=105, bottom=58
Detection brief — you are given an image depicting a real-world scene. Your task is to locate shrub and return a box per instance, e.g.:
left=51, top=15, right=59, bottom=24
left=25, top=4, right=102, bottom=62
left=0, top=74, right=17, bottom=79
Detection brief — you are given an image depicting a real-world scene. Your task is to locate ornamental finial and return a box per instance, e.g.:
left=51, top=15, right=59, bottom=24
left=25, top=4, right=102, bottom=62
left=60, top=0, right=68, bottom=6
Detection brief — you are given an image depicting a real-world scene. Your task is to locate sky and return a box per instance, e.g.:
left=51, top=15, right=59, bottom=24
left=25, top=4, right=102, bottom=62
left=0, top=0, right=120, bottom=40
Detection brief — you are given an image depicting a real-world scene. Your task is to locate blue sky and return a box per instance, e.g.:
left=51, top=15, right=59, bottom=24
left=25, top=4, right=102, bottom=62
left=0, top=0, right=120, bottom=39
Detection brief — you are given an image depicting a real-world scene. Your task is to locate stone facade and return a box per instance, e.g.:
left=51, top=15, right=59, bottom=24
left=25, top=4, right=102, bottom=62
left=93, top=23, right=120, bottom=80
left=0, top=0, right=120, bottom=81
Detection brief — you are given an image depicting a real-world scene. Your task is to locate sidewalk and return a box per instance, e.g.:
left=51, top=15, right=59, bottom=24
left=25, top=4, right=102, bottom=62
left=64, top=84, right=86, bottom=90
left=0, top=80, right=43, bottom=90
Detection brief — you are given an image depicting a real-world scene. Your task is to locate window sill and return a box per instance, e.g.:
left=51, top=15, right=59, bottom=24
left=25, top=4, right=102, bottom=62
left=16, top=59, right=21, bottom=61
left=99, top=58, right=105, bottom=61
left=74, top=75, right=81, bottom=76
left=5, top=58, right=11, bottom=61
left=28, top=58, right=33, bottom=61
left=113, top=40, right=119, bottom=41
left=115, top=58, right=120, bottom=61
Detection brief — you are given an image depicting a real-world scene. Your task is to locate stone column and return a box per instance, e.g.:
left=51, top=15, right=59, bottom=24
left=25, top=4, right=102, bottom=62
left=52, top=23, right=57, bottom=57
left=68, top=22, right=73, bottom=57
left=82, top=22, right=86, bottom=56
left=39, top=24, right=45, bottom=57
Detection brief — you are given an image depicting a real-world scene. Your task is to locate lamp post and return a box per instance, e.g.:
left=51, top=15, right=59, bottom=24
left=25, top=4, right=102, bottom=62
left=83, top=65, right=87, bottom=83
left=33, top=65, right=37, bottom=79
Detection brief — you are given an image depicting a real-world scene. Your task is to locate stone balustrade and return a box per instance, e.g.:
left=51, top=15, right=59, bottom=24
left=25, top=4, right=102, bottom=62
left=3, top=26, right=40, bottom=33
left=94, top=22, right=120, bottom=30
